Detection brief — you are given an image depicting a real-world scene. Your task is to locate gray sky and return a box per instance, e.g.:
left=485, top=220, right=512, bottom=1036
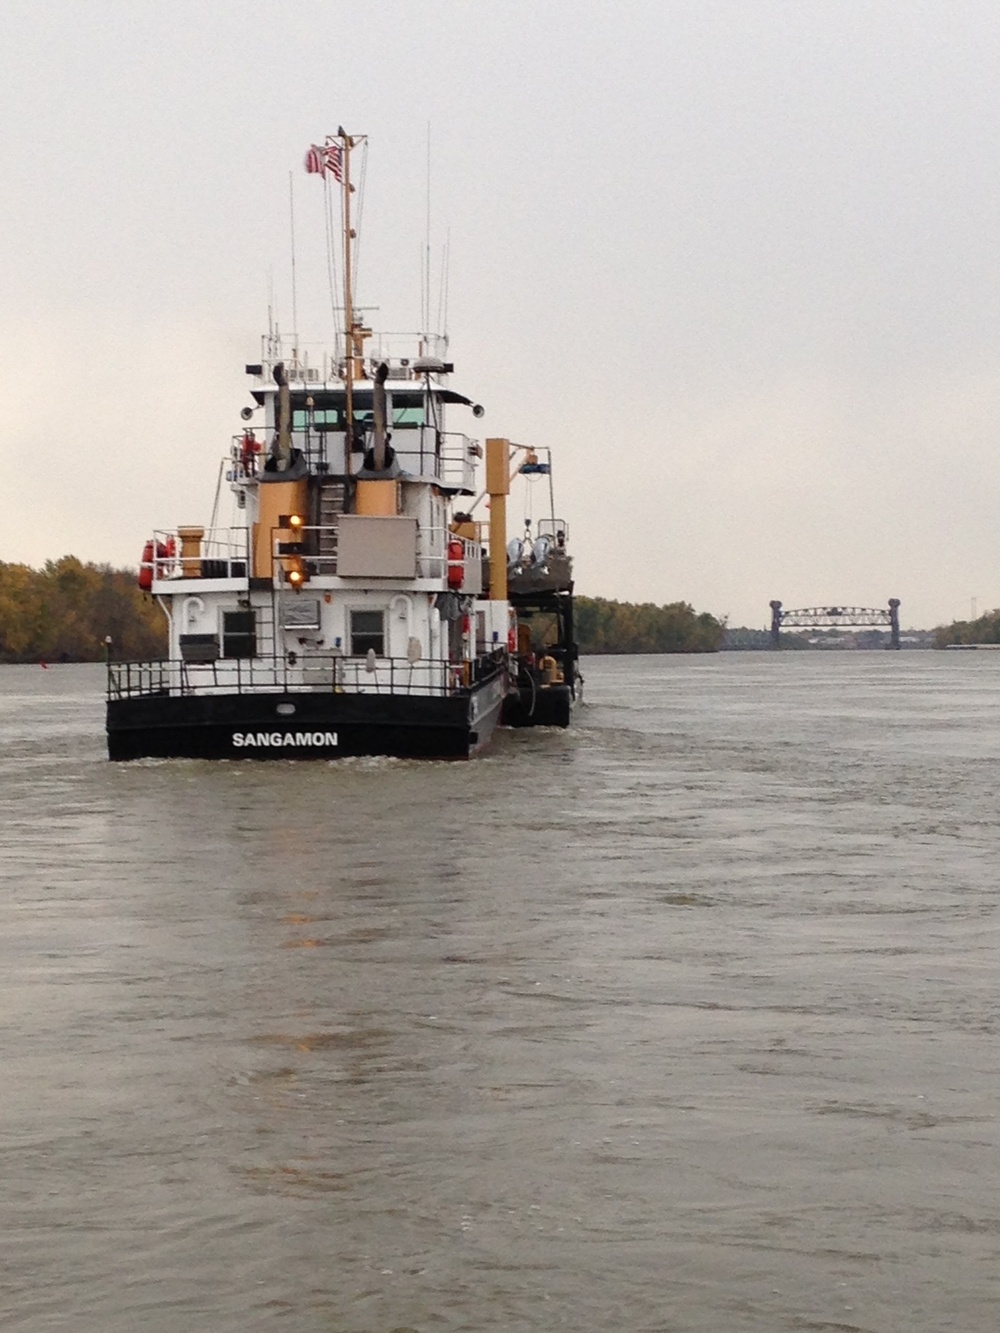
left=3, top=0, right=1000, bottom=629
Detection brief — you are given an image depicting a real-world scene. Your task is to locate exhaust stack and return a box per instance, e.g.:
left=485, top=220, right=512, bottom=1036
left=273, top=362, right=292, bottom=471
left=372, top=362, right=389, bottom=471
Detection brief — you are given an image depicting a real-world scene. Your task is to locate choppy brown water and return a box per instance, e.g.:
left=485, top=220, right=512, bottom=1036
left=1, top=654, right=999, bottom=1332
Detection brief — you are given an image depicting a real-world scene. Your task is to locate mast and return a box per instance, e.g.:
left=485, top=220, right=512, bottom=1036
left=341, top=129, right=355, bottom=479
left=306, top=128, right=371, bottom=482
left=336, top=128, right=371, bottom=481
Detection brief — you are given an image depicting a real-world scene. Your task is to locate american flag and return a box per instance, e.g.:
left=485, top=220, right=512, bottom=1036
left=304, top=144, right=325, bottom=176
left=323, top=142, right=344, bottom=183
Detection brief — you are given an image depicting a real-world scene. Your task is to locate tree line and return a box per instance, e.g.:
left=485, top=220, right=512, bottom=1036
left=574, top=596, right=723, bottom=653
left=933, top=610, right=1000, bottom=648
left=0, top=558, right=167, bottom=662
left=0, top=561, right=724, bottom=662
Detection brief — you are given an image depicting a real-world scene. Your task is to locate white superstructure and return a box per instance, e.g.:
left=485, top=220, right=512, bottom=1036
left=132, top=334, right=513, bottom=703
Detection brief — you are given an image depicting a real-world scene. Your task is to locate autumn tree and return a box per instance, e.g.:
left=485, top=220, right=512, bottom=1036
left=934, top=610, right=1000, bottom=648
left=574, top=597, right=723, bottom=654
left=0, top=558, right=167, bottom=662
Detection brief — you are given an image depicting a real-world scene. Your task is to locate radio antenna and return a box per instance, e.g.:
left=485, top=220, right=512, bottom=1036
left=289, top=171, right=298, bottom=371
left=424, top=122, right=432, bottom=340
left=437, top=229, right=451, bottom=336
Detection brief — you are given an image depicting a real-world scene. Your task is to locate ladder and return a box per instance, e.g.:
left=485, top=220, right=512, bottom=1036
left=316, top=478, right=348, bottom=571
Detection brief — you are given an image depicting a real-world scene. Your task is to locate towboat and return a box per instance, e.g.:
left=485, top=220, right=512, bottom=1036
left=106, top=130, right=578, bottom=761
left=501, top=484, right=578, bottom=728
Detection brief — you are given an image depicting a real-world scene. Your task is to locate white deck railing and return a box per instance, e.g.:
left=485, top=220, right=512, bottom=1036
left=108, top=650, right=507, bottom=701
left=146, top=525, right=481, bottom=586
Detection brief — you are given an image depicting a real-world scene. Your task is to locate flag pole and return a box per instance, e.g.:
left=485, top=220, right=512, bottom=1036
left=307, top=130, right=366, bottom=485
left=341, top=130, right=355, bottom=480
left=289, top=171, right=298, bottom=374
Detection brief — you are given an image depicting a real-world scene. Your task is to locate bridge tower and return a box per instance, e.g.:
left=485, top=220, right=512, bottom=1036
left=888, top=598, right=900, bottom=650
left=769, top=600, right=782, bottom=648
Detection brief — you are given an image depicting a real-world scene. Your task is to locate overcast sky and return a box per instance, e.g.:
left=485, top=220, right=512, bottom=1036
left=3, top=0, right=1000, bottom=628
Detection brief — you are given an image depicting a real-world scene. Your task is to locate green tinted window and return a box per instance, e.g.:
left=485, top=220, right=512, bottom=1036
left=293, top=408, right=344, bottom=430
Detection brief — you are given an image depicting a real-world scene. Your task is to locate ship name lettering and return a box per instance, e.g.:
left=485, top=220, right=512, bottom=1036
left=232, top=731, right=338, bottom=748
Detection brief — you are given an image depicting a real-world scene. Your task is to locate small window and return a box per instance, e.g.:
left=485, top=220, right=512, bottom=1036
left=349, top=609, right=385, bottom=657
left=222, top=610, right=257, bottom=659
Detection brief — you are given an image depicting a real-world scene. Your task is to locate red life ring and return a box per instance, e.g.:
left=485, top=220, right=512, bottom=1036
left=507, top=627, right=517, bottom=653
left=138, top=536, right=176, bottom=589
left=138, top=540, right=154, bottom=591
left=447, top=537, right=465, bottom=590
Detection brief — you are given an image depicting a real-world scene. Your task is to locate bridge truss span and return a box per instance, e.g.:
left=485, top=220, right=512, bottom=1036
left=769, top=599, right=900, bottom=648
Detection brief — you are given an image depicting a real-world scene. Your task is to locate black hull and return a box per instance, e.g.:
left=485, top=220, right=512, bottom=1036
left=107, top=678, right=506, bottom=761
left=501, top=682, right=572, bottom=728
left=504, top=582, right=576, bottom=729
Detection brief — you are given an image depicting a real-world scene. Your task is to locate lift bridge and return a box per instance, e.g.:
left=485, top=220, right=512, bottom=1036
left=769, top=599, right=901, bottom=649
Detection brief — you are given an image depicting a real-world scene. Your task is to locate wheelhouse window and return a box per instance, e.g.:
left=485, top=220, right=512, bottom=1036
left=288, top=392, right=425, bottom=432
left=349, top=609, right=385, bottom=657
left=392, top=400, right=426, bottom=428
left=222, top=610, right=256, bottom=659
left=292, top=408, right=344, bottom=431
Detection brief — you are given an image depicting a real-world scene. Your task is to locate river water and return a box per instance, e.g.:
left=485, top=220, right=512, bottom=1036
left=1, top=653, right=998, bottom=1331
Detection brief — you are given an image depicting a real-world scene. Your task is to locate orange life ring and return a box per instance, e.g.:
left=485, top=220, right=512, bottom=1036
left=139, top=536, right=176, bottom=589
left=138, top=540, right=154, bottom=591
left=446, top=538, right=465, bottom=590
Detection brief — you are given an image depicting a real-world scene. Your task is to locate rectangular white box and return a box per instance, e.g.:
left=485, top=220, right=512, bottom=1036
left=336, top=515, right=418, bottom=578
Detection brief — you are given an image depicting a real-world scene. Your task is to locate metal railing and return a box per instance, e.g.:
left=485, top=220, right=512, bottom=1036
left=108, top=649, right=507, bottom=701
left=535, top=517, right=570, bottom=543
left=150, top=528, right=250, bottom=583
left=145, top=521, right=481, bottom=587
left=436, top=433, right=477, bottom=492
left=254, top=332, right=451, bottom=385
left=228, top=424, right=478, bottom=491
left=413, top=526, right=481, bottom=582
left=273, top=527, right=337, bottom=579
